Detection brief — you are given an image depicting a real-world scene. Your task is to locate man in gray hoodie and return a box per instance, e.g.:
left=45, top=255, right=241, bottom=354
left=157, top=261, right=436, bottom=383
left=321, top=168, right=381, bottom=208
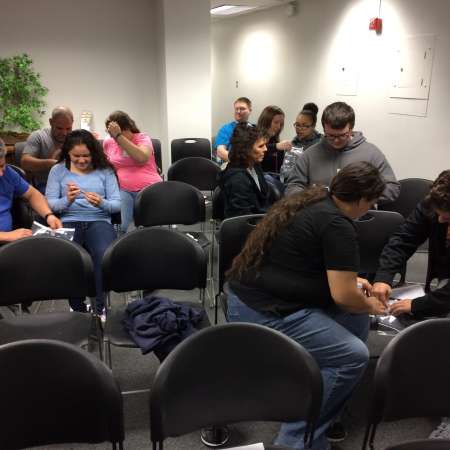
left=286, top=102, right=400, bottom=204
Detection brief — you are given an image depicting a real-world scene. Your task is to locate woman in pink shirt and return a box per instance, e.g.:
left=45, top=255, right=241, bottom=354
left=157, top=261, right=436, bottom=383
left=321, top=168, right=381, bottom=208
left=104, top=111, right=162, bottom=232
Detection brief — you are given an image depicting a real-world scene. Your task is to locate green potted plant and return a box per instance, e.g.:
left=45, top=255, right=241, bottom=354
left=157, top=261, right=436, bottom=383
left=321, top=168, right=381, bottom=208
left=0, top=53, right=48, bottom=145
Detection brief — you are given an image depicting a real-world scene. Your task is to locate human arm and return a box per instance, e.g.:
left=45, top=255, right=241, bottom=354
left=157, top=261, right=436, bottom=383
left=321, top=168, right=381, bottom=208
left=276, top=140, right=292, bottom=151
left=216, top=145, right=229, bottom=162
left=107, top=121, right=150, bottom=164
left=223, top=172, right=261, bottom=217
left=284, top=151, right=310, bottom=195
left=327, top=270, right=387, bottom=314
left=87, top=170, right=121, bottom=214
left=22, top=186, right=62, bottom=229
left=21, top=132, right=60, bottom=173
left=373, top=202, right=430, bottom=287
left=45, top=164, right=72, bottom=213
left=0, top=228, right=32, bottom=242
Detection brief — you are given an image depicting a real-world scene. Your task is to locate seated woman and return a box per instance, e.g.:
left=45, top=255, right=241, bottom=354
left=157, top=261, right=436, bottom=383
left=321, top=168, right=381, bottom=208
left=226, top=161, right=387, bottom=450
left=292, top=102, right=322, bottom=150
left=257, top=105, right=292, bottom=173
left=104, top=111, right=162, bottom=233
left=46, top=130, right=121, bottom=317
left=219, top=123, right=271, bottom=219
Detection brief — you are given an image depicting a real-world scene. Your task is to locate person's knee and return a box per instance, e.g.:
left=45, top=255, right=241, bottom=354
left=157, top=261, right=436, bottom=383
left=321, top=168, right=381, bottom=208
left=349, top=338, right=369, bottom=370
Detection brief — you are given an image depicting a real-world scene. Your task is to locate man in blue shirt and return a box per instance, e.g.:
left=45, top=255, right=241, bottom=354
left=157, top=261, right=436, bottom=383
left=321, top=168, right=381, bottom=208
left=214, top=97, right=252, bottom=163
left=0, top=138, right=62, bottom=243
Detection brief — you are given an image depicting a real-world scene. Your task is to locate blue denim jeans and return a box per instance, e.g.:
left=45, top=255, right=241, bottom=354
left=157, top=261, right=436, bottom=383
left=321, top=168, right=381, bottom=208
left=227, top=291, right=369, bottom=450
left=120, top=189, right=139, bottom=233
left=64, top=221, right=117, bottom=314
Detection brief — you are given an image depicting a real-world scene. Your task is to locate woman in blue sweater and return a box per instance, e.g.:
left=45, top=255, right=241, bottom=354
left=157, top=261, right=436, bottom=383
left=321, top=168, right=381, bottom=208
left=46, top=129, right=121, bottom=317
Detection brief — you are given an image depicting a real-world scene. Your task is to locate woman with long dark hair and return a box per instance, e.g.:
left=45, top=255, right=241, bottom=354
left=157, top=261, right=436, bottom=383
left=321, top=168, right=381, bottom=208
left=219, top=123, right=271, bottom=218
left=257, top=105, right=292, bottom=173
left=227, top=161, right=387, bottom=450
left=104, top=110, right=162, bottom=233
left=46, top=129, right=121, bottom=318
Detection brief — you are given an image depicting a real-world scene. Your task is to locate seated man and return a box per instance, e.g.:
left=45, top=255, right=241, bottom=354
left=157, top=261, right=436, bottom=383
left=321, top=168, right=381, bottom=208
left=285, top=101, right=400, bottom=205
left=0, top=138, right=62, bottom=243
left=373, top=169, right=450, bottom=318
left=214, top=97, right=252, bottom=163
left=21, top=106, right=73, bottom=193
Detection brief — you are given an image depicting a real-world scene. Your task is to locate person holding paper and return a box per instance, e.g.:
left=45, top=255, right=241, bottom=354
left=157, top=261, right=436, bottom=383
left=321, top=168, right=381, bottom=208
left=373, top=169, right=450, bottom=317
left=226, top=162, right=387, bottom=450
left=0, top=138, right=62, bottom=243
left=46, top=130, right=121, bottom=319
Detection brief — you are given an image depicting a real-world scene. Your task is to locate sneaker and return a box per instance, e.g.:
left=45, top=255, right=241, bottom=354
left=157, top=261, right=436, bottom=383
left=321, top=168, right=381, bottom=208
left=200, top=426, right=230, bottom=447
left=326, top=422, right=347, bottom=443
left=430, top=417, right=450, bottom=439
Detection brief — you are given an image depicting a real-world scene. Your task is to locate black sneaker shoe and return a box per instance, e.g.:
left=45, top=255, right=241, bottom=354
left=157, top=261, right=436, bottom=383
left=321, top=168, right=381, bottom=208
left=326, top=422, right=347, bottom=443
left=200, top=426, right=230, bottom=447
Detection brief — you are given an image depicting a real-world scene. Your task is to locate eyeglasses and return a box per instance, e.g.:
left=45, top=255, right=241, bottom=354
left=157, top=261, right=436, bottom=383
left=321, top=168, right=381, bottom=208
left=324, top=131, right=351, bottom=141
left=294, top=123, right=313, bottom=129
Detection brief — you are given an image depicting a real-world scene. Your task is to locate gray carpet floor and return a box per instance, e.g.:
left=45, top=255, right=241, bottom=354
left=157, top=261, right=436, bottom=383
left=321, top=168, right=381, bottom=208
left=3, top=238, right=441, bottom=450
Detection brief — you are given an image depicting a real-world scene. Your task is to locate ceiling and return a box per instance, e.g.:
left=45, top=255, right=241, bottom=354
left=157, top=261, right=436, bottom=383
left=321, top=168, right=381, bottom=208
left=210, top=0, right=294, bottom=17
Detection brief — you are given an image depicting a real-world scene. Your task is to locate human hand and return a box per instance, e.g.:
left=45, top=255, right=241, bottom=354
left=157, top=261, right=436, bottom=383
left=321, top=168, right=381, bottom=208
left=389, top=299, right=412, bottom=316
left=367, top=296, right=388, bottom=315
left=7, top=228, right=32, bottom=241
left=67, top=182, right=81, bottom=204
left=372, top=282, right=392, bottom=304
left=46, top=214, right=63, bottom=230
left=84, top=191, right=103, bottom=207
left=107, top=121, right=122, bottom=139
left=277, top=140, right=292, bottom=151
left=357, top=277, right=372, bottom=296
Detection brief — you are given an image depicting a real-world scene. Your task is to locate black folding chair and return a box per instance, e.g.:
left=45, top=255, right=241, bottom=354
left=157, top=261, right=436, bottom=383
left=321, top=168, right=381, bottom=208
left=379, top=178, right=433, bottom=219
left=354, top=210, right=405, bottom=280
left=171, top=137, right=211, bottom=163
left=0, top=339, right=124, bottom=450
left=102, top=227, right=209, bottom=390
left=151, top=137, right=163, bottom=175
left=362, top=319, right=450, bottom=450
left=0, top=236, right=100, bottom=354
left=150, top=322, right=323, bottom=450
left=214, top=214, right=265, bottom=324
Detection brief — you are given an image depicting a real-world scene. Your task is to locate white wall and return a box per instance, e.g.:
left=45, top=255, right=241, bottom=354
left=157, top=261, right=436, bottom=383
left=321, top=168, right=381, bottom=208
left=212, top=0, right=450, bottom=180
left=0, top=0, right=161, bottom=139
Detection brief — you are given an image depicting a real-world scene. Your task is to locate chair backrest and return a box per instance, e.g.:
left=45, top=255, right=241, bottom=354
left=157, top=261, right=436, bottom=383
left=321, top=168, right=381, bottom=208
left=0, top=339, right=124, bottom=449
left=363, top=319, right=450, bottom=449
left=8, top=163, right=26, bottom=179
left=134, top=181, right=205, bottom=227
left=211, top=185, right=225, bottom=222
left=0, top=236, right=95, bottom=306
left=218, top=214, right=264, bottom=293
left=102, top=227, right=207, bottom=293
left=14, top=141, right=26, bottom=167
left=151, top=138, right=163, bottom=174
left=380, top=178, right=433, bottom=219
left=150, top=323, right=322, bottom=447
left=354, top=210, right=404, bottom=274
left=167, top=156, right=220, bottom=191
left=171, top=138, right=211, bottom=164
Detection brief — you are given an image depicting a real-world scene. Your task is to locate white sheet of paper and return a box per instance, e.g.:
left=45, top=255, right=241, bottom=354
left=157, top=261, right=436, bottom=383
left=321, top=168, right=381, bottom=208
left=225, top=444, right=265, bottom=450
left=390, top=284, right=425, bottom=300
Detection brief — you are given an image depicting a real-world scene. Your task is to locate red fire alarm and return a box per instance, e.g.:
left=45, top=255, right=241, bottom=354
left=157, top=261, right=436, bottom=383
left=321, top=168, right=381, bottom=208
left=369, top=17, right=382, bottom=33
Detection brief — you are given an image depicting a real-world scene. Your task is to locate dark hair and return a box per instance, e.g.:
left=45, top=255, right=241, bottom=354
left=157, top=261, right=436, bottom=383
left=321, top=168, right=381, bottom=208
left=257, top=105, right=285, bottom=141
left=321, top=101, right=355, bottom=129
left=105, top=110, right=140, bottom=133
left=234, top=97, right=252, bottom=108
left=298, top=102, right=319, bottom=126
left=425, top=170, right=450, bottom=212
left=228, top=123, right=267, bottom=168
left=227, top=161, right=385, bottom=279
left=59, top=129, right=116, bottom=173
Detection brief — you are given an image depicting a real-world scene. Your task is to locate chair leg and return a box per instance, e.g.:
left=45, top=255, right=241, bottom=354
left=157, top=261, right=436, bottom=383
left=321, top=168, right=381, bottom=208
left=95, top=315, right=104, bottom=361
left=105, top=338, right=113, bottom=369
